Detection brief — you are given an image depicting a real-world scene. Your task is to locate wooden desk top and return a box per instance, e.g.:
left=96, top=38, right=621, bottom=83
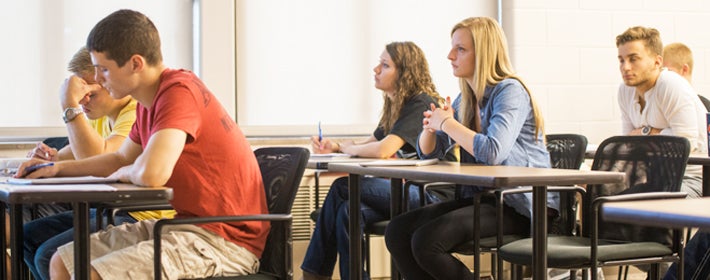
left=603, top=197, right=710, bottom=229
left=328, top=161, right=625, bottom=187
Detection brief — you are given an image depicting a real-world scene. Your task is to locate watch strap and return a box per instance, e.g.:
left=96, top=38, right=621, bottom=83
left=62, top=107, right=83, bottom=123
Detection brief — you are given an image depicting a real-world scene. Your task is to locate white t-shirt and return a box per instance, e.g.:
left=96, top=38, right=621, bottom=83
left=618, top=69, right=708, bottom=157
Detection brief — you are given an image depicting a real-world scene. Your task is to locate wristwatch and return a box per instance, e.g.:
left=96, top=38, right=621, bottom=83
left=62, top=107, right=83, bottom=123
left=641, top=126, right=652, bottom=135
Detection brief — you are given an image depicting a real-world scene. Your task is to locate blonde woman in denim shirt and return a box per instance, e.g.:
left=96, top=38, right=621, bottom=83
left=385, top=17, right=559, bottom=280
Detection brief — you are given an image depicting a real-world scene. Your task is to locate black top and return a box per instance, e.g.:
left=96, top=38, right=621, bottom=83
left=373, top=93, right=437, bottom=157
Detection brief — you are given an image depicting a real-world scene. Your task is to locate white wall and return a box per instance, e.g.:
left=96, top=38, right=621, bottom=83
left=503, top=0, right=710, bottom=144
left=235, top=0, right=496, bottom=136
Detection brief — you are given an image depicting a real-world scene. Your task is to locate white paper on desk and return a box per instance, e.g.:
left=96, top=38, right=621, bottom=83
left=0, top=184, right=117, bottom=192
left=309, top=153, right=352, bottom=158
left=359, top=158, right=439, bottom=167
left=6, top=176, right=118, bottom=185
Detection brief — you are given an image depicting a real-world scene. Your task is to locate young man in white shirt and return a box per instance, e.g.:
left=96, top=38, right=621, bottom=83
left=616, top=26, right=707, bottom=198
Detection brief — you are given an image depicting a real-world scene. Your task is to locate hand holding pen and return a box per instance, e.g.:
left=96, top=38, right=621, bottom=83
left=15, top=160, right=57, bottom=178
left=311, top=121, right=340, bottom=153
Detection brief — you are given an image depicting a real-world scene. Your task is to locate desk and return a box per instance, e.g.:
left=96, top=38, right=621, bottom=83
left=602, top=197, right=710, bottom=229
left=306, top=157, right=371, bottom=210
left=328, top=161, right=625, bottom=280
left=0, top=183, right=172, bottom=280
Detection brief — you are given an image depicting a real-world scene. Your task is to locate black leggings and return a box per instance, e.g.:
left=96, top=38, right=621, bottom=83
left=384, top=198, right=530, bottom=280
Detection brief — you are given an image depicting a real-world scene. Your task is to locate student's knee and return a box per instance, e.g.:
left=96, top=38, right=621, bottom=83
left=49, top=252, right=69, bottom=280
left=330, top=177, right=350, bottom=198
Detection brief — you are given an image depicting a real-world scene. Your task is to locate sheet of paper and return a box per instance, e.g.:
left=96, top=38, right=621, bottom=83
left=0, top=184, right=116, bottom=192
left=359, top=158, right=439, bottom=167
left=309, top=153, right=352, bottom=158
left=6, top=176, right=118, bottom=185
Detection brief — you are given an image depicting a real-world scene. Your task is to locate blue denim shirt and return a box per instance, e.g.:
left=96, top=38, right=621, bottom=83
left=417, top=78, right=559, bottom=218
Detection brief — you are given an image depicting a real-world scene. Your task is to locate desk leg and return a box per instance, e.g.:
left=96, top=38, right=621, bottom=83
left=9, top=204, right=24, bottom=280
left=73, top=202, right=90, bottom=280
left=348, top=174, right=362, bottom=280
left=532, top=187, right=547, bottom=279
left=389, top=179, right=403, bottom=280
left=703, top=165, right=710, bottom=197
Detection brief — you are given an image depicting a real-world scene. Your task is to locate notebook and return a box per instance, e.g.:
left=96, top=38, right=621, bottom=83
left=6, top=176, right=118, bottom=185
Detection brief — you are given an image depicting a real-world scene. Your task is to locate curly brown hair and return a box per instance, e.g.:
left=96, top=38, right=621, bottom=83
left=379, top=41, right=444, bottom=133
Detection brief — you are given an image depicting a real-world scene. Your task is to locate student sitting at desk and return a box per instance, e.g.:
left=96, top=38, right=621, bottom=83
left=12, top=46, right=142, bottom=280
left=17, top=9, right=268, bottom=279
left=616, top=26, right=707, bottom=199
left=384, top=17, right=558, bottom=280
left=301, top=41, right=446, bottom=280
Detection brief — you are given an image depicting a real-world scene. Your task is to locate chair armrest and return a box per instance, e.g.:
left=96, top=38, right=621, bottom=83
left=496, top=185, right=587, bottom=248
left=153, top=214, right=292, bottom=280
left=591, top=191, right=688, bottom=210
left=589, top=191, right=687, bottom=264
left=403, top=180, right=456, bottom=207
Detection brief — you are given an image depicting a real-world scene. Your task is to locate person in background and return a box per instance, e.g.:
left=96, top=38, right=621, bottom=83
left=616, top=27, right=707, bottom=199
left=16, top=9, right=268, bottom=279
left=384, top=17, right=557, bottom=280
left=662, top=42, right=710, bottom=110
left=662, top=41, right=710, bottom=280
left=28, top=47, right=135, bottom=162
left=15, top=46, right=142, bottom=280
left=301, top=41, right=446, bottom=280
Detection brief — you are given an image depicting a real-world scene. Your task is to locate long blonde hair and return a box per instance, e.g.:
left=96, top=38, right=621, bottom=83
left=379, top=41, right=444, bottom=133
left=451, top=17, right=544, bottom=138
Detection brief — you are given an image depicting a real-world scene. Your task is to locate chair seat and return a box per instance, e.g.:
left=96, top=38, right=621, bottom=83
left=498, top=236, right=672, bottom=268
left=364, top=220, right=389, bottom=235
left=450, top=235, right=526, bottom=255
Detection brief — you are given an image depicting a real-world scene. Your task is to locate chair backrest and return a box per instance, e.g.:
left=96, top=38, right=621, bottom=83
left=546, top=134, right=587, bottom=170
left=586, top=135, right=690, bottom=244
left=42, top=136, right=69, bottom=150
left=545, top=134, right=588, bottom=235
left=253, top=147, right=310, bottom=279
left=698, top=94, right=710, bottom=112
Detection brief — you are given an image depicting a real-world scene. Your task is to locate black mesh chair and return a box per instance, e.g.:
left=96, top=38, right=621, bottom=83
left=499, top=135, right=690, bottom=280
left=42, top=136, right=69, bottom=150
left=448, top=133, right=589, bottom=279
left=698, top=95, right=710, bottom=112
left=153, top=147, right=310, bottom=280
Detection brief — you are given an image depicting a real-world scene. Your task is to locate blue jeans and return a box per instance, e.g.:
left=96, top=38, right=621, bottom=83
left=664, top=230, right=710, bottom=280
left=22, top=209, right=137, bottom=280
left=301, top=177, right=439, bottom=280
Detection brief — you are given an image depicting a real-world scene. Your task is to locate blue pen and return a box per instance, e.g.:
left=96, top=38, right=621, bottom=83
left=318, top=121, right=323, bottom=141
left=24, top=162, right=54, bottom=175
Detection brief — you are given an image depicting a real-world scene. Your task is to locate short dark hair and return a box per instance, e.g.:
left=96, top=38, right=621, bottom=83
left=86, top=9, right=163, bottom=67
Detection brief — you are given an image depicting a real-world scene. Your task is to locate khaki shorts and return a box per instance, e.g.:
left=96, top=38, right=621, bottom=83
left=57, top=219, right=259, bottom=280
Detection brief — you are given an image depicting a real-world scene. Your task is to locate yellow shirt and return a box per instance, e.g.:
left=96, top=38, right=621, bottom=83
left=90, top=99, right=175, bottom=221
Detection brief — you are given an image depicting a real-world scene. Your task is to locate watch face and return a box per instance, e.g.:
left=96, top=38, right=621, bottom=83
left=63, top=107, right=82, bottom=123
left=642, top=126, right=651, bottom=135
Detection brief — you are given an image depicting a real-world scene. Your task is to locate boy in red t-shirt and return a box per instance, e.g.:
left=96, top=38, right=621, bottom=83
left=16, top=9, right=268, bottom=280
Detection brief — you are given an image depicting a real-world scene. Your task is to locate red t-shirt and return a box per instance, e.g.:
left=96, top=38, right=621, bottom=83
left=129, top=69, right=269, bottom=257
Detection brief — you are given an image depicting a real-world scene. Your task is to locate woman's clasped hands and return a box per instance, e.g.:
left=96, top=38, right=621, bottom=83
left=423, top=96, right=455, bottom=133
